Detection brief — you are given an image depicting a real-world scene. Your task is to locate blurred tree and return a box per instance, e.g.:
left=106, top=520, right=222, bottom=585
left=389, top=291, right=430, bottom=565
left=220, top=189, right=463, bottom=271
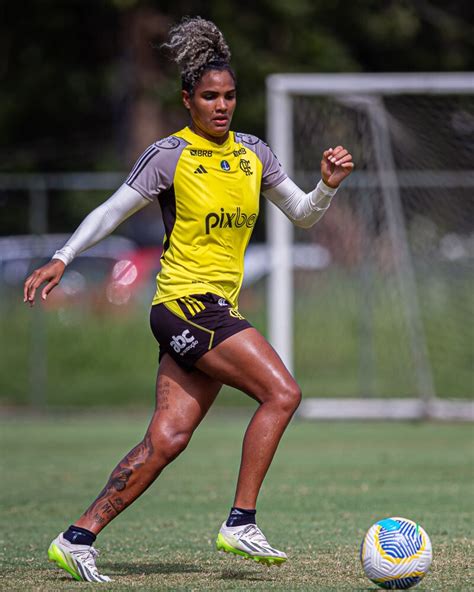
left=1, top=1, right=121, bottom=171
left=0, top=0, right=472, bottom=230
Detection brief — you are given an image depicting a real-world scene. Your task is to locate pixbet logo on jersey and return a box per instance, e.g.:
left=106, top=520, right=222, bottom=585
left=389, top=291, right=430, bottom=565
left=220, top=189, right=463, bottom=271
left=170, top=330, right=199, bottom=355
left=205, top=207, right=257, bottom=234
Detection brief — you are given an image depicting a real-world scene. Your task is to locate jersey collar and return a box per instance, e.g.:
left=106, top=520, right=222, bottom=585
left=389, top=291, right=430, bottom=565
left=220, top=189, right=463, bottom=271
left=180, top=126, right=234, bottom=151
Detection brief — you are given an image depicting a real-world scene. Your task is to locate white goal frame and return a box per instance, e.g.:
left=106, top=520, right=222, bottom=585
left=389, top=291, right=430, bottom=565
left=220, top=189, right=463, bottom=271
left=265, top=72, right=474, bottom=420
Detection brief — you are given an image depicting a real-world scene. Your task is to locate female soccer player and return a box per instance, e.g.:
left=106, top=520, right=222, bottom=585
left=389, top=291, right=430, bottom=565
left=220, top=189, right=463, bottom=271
left=24, top=17, right=353, bottom=583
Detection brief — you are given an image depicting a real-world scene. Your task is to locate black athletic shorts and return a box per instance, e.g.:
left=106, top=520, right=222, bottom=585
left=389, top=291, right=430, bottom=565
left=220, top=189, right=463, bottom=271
left=150, top=293, right=252, bottom=370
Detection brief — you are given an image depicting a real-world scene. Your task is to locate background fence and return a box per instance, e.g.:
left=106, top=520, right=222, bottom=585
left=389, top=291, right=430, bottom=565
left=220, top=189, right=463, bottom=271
left=266, top=74, right=474, bottom=419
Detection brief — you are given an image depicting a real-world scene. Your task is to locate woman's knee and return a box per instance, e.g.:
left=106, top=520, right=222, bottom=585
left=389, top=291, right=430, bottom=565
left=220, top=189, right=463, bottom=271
left=150, top=428, right=192, bottom=464
left=270, top=380, right=302, bottom=415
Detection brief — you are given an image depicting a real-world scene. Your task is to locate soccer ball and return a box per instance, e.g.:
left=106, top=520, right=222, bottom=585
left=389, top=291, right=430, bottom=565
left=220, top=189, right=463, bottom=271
left=360, top=517, right=432, bottom=589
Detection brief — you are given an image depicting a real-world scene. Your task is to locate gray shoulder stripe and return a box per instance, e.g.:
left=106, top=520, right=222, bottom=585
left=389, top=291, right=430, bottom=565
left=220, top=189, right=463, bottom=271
left=126, top=135, right=186, bottom=199
left=126, top=145, right=157, bottom=181
left=127, top=147, right=160, bottom=185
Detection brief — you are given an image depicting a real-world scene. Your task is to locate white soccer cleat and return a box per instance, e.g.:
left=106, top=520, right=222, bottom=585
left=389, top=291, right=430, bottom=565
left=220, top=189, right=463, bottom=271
left=216, top=522, right=287, bottom=565
left=48, top=533, right=112, bottom=583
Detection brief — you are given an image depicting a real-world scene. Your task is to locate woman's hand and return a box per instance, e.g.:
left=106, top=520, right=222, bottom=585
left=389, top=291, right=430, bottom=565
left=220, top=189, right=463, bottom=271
left=321, top=145, right=354, bottom=188
left=23, top=259, right=66, bottom=306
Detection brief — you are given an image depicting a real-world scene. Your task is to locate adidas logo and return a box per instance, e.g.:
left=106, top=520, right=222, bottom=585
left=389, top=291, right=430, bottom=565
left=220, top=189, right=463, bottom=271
left=194, top=164, right=208, bottom=174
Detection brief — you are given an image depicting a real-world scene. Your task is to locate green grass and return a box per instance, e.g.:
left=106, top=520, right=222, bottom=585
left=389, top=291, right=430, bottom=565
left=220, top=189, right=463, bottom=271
left=1, top=263, right=472, bottom=407
left=293, top=268, right=473, bottom=398
left=1, top=414, right=473, bottom=590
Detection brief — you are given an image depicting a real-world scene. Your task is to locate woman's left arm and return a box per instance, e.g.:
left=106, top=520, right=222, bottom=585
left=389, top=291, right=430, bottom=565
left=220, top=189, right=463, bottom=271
left=263, top=145, right=354, bottom=228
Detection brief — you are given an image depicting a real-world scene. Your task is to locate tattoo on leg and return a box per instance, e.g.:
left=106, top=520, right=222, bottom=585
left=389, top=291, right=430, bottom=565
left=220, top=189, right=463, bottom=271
left=108, top=497, right=124, bottom=512
left=93, top=513, right=106, bottom=526
left=82, top=433, right=155, bottom=526
left=101, top=502, right=115, bottom=516
left=156, top=378, right=170, bottom=411
left=110, top=468, right=132, bottom=491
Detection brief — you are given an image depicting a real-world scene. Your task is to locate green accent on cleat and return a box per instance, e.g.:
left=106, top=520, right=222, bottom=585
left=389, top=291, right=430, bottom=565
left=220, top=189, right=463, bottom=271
left=216, top=533, right=287, bottom=566
left=48, top=543, right=82, bottom=581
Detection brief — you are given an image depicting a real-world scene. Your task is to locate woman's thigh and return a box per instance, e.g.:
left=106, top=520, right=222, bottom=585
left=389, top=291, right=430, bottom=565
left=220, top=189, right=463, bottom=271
left=149, top=353, right=222, bottom=435
left=195, top=328, right=300, bottom=404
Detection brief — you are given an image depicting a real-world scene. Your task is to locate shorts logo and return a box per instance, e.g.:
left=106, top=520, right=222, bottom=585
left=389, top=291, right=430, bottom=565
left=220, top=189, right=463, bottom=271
left=229, top=308, right=245, bottom=320
left=205, top=207, right=257, bottom=234
left=239, top=159, right=253, bottom=176
left=220, top=160, right=231, bottom=172
left=170, top=329, right=199, bottom=355
left=218, top=298, right=228, bottom=307
left=190, top=149, right=213, bottom=157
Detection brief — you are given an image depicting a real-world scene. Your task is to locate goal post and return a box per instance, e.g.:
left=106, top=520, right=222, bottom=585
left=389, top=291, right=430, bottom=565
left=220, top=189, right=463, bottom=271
left=265, top=73, right=474, bottom=420
left=266, top=86, right=294, bottom=372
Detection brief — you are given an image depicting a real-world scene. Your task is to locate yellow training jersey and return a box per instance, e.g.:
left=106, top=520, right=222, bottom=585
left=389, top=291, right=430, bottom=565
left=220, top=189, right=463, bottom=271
left=126, top=126, right=286, bottom=307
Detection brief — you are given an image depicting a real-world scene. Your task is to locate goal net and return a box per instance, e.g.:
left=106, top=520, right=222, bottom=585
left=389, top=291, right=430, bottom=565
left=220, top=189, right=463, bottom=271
left=265, top=73, right=473, bottom=420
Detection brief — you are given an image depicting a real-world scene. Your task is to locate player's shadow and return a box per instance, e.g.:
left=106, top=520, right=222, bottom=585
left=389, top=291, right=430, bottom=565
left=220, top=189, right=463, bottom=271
left=105, top=561, right=201, bottom=575
left=219, top=567, right=275, bottom=582
left=108, top=563, right=275, bottom=581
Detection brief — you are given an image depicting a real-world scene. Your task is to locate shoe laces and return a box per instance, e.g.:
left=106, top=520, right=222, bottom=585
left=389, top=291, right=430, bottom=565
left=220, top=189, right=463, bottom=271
left=73, top=546, right=100, bottom=570
left=90, top=547, right=99, bottom=560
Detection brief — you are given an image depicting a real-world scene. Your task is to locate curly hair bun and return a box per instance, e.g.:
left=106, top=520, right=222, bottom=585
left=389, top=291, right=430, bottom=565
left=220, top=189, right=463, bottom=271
left=163, top=16, right=232, bottom=91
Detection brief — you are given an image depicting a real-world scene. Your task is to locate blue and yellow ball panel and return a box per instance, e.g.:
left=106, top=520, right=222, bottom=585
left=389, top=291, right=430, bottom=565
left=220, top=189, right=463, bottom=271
left=376, top=518, right=423, bottom=560
left=372, top=576, right=423, bottom=590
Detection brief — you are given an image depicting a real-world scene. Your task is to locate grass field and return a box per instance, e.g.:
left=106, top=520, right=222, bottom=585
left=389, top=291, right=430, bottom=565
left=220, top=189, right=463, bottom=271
left=1, top=413, right=473, bottom=590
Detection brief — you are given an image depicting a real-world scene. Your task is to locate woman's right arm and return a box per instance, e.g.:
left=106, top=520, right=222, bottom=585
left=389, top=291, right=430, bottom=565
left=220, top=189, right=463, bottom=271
left=23, top=184, right=151, bottom=305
